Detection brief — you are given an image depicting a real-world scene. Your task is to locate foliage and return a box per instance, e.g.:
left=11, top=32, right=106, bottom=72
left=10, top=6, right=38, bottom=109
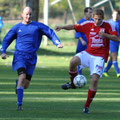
left=48, top=0, right=85, bottom=22
left=0, top=0, right=23, bottom=19
left=91, top=0, right=120, bottom=19
left=0, top=0, right=120, bottom=21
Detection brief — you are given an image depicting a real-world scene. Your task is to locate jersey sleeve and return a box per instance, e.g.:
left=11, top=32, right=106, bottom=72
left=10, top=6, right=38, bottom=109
left=1, top=26, right=17, bottom=54
left=39, top=23, right=61, bottom=46
left=75, top=19, right=84, bottom=38
left=75, top=32, right=83, bottom=38
left=108, top=23, right=118, bottom=36
left=74, top=21, right=92, bottom=34
left=74, top=24, right=85, bottom=33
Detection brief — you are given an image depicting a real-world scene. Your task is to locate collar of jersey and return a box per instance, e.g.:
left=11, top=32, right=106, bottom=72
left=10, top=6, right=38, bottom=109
left=94, top=20, right=103, bottom=26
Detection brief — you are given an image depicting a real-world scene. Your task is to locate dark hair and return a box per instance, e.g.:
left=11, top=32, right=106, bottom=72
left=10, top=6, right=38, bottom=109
left=84, top=7, right=92, bottom=13
left=93, top=9, right=104, bottom=19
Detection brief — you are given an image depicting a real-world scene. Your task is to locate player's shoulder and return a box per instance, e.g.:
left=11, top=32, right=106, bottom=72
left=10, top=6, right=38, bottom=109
left=11, top=22, right=22, bottom=30
left=31, top=21, right=45, bottom=26
left=31, top=21, right=51, bottom=32
left=77, top=18, right=85, bottom=23
left=103, top=20, right=111, bottom=26
left=80, top=20, right=94, bottom=25
left=90, top=18, right=94, bottom=21
left=108, top=19, right=112, bottom=22
left=31, top=21, right=48, bottom=28
left=118, top=19, right=120, bottom=23
left=77, top=18, right=93, bottom=24
left=103, top=20, right=115, bottom=30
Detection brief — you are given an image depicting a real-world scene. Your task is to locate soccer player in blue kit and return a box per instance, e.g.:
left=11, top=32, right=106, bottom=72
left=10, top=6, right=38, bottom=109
left=1, top=7, right=63, bottom=110
left=103, top=10, right=120, bottom=77
left=75, top=7, right=93, bottom=74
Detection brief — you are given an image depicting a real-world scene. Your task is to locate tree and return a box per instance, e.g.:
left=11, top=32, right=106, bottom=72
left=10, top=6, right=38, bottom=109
left=26, top=0, right=39, bottom=21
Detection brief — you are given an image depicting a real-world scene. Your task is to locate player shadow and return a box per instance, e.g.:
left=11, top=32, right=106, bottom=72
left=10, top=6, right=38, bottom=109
left=37, top=48, right=75, bottom=56
left=4, top=48, right=74, bottom=57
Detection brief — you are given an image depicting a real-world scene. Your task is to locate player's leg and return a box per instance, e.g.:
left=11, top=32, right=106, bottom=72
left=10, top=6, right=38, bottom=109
left=69, top=56, right=81, bottom=86
left=61, top=51, right=88, bottom=90
left=105, top=42, right=120, bottom=77
left=15, top=74, right=31, bottom=93
left=83, top=56, right=104, bottom=113
left=111, top=52, right=120, bottom=77
left=69, top=51, right=89, bottom=88
left=16, top=64, right=35, bottom=110
left=17, top=67, right=26, bottom=111
left=77, top=65, right=82, bottom=75
left=24, top=64, right=35, bottom=89
left=103, top=56, right=112, bottom=77
left=83, top=73, right=99, bottom=113
left=76, top=40, right=87, bottom=75
left=23, top=75, right=31, bottom=89
left=103, top=41, right=114, bottom=76
left=61, top=56, right=80, bottom=90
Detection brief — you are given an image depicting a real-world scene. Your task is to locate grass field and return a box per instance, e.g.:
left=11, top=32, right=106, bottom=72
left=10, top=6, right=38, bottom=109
left=0, top=23, right=120, bottom=120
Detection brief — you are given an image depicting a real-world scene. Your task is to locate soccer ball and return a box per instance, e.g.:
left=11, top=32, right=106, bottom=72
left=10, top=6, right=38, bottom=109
left=73, top=75, right=87, bottom=88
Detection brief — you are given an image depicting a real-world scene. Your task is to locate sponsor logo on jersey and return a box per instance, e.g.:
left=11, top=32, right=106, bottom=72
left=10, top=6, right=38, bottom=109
left=18, top=29, right=22, bottom=32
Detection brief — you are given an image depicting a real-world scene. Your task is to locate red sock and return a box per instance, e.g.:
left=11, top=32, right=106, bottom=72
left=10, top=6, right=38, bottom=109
left=69, top=70, right=78, bottom=86
left=84, top=88, right=97, bottom=108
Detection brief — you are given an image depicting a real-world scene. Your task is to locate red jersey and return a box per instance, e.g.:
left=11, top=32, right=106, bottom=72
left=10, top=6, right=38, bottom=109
left=74, top=21, right=118, bottom=62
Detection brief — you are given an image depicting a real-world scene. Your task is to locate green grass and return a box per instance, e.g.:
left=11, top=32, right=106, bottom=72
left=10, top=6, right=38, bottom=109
left=0, top=23, right=120, bottom=120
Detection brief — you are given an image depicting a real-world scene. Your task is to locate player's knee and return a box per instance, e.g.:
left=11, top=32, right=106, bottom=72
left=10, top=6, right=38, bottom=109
left=70, top=56, right=80, bottom=67
left=24, top=84, right=29, bottom=89
left=19, top=74, right=26, bottom=80
left=24, top=79, right=30, bottom=89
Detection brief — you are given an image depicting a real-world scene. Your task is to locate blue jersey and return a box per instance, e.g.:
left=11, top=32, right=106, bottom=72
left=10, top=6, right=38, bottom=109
left=1, top=21, right=62, bottom=74
left=1, top=21, right=61, bottom=54
left=75, top=18, right=93, bottom=53
left=109, top=19, right=120, bottom=53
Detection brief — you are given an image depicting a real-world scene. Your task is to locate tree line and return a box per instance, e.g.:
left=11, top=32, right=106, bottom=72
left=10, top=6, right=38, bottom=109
left=0, top=0, right=120, bottom=22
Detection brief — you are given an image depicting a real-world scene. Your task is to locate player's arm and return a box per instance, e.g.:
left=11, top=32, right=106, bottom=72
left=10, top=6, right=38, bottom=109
left=55, top=25, right=74, bottom=31
left=1, top=28, right=17, bottom=59
left=99, top=31, right=119, bottom=42
left=50, top=29, right=63, bottom=48
left=79, top=37, right=87, bottom=46
left=75, top=31, right=87, bottom=46
left=40, top=23, right=63, bottom=48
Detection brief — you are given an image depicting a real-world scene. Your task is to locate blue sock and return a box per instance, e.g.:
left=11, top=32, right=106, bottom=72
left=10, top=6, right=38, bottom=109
left=17, top=87, right=24, bottom=105
left=113, top=61, right=120, bottom=74
left=78, top=66, right=82, bottom=75
left=104, top=60, right=112, bottom=72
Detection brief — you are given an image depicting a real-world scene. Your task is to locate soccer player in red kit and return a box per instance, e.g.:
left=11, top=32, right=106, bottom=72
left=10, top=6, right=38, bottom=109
left=55, top=9, right=119, bottom=113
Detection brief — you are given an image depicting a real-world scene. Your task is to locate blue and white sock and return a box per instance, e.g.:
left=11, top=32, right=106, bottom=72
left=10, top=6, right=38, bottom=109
left=113, top=61, right=120, bottom=74
left=104, top=60, right=112, bottom=72
left=17, top=87, right=24, bottom=105
left=78, top=66, right=82, bottom=75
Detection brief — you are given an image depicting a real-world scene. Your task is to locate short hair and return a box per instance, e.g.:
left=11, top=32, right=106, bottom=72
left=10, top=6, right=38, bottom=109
left=93, top=9, right=104, bottom=19
left=113, top=9, right=120, bottom=15
left=84, top=7, right=92, bottom=13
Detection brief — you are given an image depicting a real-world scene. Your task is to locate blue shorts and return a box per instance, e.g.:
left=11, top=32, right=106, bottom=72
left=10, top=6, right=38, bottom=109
left=12, top=51, right=37, bottom=76
left=76, top=40, right=87, bottom=53
left=110, top=40, right=119, bottom=53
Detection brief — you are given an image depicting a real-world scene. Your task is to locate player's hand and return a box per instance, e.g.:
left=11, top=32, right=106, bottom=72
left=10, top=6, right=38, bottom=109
left=79, top=37, right=86, bottom=46
left=99, top=31, right=105, bottom=37
left=1, top=53, right=7, bottom=59
left=57, top=44, right=63, bottom=48
left=81, top=40, right=87, bottom=46
left=55, top=26, right=61, bottom=31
